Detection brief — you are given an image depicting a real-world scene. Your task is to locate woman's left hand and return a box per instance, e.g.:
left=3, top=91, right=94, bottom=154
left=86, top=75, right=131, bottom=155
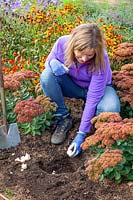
left=50, top=59, right=69, bottom=76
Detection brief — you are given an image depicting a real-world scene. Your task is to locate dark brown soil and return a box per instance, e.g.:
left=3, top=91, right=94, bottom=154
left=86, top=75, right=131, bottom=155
left=0, top=99, right=133, bottom=200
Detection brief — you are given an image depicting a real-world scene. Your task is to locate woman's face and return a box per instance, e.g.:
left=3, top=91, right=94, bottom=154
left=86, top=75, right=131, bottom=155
left=74, top=48, right=95, bottom=64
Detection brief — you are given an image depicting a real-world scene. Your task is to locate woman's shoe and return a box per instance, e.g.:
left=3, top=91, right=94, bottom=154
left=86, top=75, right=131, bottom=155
left=51, top=115, right=72, bottom=144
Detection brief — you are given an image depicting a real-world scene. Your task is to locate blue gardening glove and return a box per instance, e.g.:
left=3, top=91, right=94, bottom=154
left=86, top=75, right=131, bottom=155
left=50, top=59, right=69, bottom=76
left=67, top=131, right=87, bottom=158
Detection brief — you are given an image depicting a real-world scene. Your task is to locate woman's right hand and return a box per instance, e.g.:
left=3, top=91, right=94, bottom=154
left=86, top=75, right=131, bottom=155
left=67, top=131, right=87, bottom=157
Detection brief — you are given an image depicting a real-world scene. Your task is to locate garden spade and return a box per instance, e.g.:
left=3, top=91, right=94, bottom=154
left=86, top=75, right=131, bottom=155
left=0, top=17, right=21, bottom=150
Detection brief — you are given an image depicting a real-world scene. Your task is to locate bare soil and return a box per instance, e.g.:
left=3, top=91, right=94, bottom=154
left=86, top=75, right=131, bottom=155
left=0, top=99, right=133, bottom=200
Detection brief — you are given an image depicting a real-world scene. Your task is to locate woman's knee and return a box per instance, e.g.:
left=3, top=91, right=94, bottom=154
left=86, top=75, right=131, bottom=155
left=96, top=86, right=120, bottom=115
left=40, top=67, right=54, bottom=88
left=96, top=102, right=120, bottom=115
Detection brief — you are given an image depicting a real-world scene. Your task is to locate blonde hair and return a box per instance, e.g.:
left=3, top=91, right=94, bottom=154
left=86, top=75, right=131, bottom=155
left=65, top=23, right=105, bottom=73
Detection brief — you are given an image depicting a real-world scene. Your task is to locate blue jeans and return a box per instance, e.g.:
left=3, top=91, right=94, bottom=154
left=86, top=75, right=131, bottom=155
left=40, top=67, right=120, bottom=116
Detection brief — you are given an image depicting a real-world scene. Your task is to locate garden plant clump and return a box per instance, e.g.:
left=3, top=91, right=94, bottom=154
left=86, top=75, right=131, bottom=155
left=113, top=62, right=133, bottom=118
left=113, top=63, right=133, bottom=107
left=85, top=149, right=123, bottom=181
left=14, top=98, right=45, bottom=123
left=4, top=70, right=36, bottom=91
left=0, top=0, right=133, bottom=199
left=82, top=112, right=133, bottom=183
left=113, top=42, right=133, bottom=63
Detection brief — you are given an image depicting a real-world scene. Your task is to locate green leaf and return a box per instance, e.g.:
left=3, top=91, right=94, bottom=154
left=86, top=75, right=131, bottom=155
left=127, top=171, right=133, bottom=180
left=23, top=128, right=31, bottom=135
left=104, top=167, right=114, bottom=175
left=5, top=188, right=13, bottom=198
left=120, top=156, right=127, bottom=164
left=22, top=92, right=30, bottom=100
left=115, top=177, right=122, bottom=184
left=115, top=171, right=121, bottom=181
left=114, top=164, right=123, bottom=171
left=124, top=152, right=133, bottom=161
left=116, top=140, right=123, bottom=145
left=20, top=123, right=31, bottom=129
left=127, top=150, right=133, bottom=155
left=99, top=174, right=104, bottom=181
left=119, top=166, right=131, bottom=175
left=108, top=171, right=115, bottom=179
left=41, top=124, right=46, bottom=132
left=32, top=130, right=41, bottom=136
left=129, top=111, right=133, bottom=117
left=45, top=120, right=51, bottom=126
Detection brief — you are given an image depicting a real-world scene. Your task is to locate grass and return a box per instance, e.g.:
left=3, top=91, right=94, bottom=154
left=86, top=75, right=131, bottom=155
left=80, top=0, right=133, bottom=42
left=82, top=0, right=133, bottom=24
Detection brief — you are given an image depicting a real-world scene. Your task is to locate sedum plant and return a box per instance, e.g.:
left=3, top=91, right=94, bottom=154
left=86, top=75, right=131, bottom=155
left=113, top=63, right=133, bottom=118
left=113, top=43, right=133, bottom=63
left=14, top=98, right=45, bottom=123
left=14, top=97, right=56, bottom=136
left=112, top=42, right=133, bottom=68
left=85, top=149, right=123, bottom=182
left=81, top=112, right=133, bottom=183
left=113, top=63, right=133, bottom=107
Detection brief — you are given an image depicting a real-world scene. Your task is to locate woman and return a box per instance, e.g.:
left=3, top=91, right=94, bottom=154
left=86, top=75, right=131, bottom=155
left=40, top=23, right=120, bottom=157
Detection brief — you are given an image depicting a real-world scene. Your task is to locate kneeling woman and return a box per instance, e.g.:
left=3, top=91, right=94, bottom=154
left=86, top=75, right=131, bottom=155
left=40, top=23, right=120, bottom=157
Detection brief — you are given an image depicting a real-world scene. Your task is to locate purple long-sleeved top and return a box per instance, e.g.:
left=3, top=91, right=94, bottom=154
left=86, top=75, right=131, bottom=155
left=45, top=35, right=112, bottom=133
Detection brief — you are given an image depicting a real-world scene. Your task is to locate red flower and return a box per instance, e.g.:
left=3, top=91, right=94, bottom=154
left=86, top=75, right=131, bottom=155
left=9, top=59, right=15, bottom=65
left=98, top=18, right=103, bottom=23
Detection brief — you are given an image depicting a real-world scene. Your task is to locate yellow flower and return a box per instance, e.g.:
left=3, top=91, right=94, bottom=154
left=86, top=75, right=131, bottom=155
left=39, top=62, right=44, bottom=68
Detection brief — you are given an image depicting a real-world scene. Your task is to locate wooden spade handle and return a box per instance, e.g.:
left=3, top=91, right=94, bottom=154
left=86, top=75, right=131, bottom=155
left=0, top=17, right=8, bottom=132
